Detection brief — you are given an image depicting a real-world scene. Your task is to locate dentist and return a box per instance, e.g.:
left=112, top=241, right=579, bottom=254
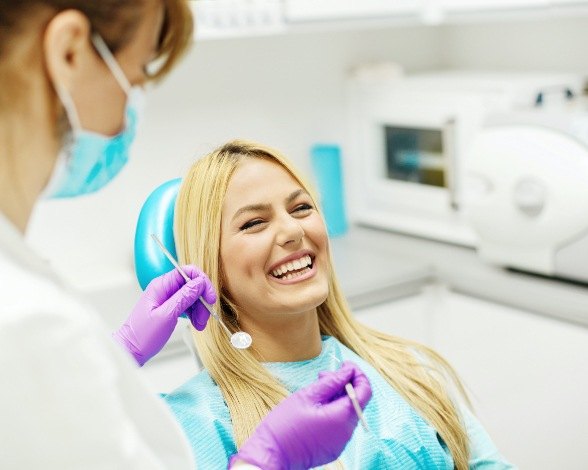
left=0, top=1, right=371, bottom=468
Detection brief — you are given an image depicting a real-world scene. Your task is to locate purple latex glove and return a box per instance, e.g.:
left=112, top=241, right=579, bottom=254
left=229, top=361, right=372, bottom=470
left=113, top=266, right=216, bottom=366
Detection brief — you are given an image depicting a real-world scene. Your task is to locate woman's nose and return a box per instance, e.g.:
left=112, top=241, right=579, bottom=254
left=276, top=215, right=305, bottom=246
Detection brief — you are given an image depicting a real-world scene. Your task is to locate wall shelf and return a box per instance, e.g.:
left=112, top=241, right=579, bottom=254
left=189, top=0, right=588, bottom=40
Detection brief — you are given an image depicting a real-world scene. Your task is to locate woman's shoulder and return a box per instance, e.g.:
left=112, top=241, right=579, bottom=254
left=323, top=336, right=374, bottom=371
left=162, top=370, right=232, bottom=428
left=163, top=369, right=222, bottom=408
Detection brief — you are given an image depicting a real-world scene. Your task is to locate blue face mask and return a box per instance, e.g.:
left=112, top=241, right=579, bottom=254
left=46, top=34, right=145, bottom=199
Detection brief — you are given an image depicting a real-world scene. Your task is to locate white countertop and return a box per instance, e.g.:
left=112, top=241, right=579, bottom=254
left=330, top=229, right=432, bottom=308
left=347, top=224, right=588, bottom=328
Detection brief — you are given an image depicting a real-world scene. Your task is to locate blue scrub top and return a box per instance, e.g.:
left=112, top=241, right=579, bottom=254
left=163, top=336, right=514, bottom=469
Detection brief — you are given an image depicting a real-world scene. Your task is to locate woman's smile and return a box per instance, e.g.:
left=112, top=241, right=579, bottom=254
left=220, top=156, right=330, bottom=319
left=268, top=251, right=316, bottom=284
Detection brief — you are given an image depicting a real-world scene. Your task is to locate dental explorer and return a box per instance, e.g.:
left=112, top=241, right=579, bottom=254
left=330, top=354, right=370, bottom=432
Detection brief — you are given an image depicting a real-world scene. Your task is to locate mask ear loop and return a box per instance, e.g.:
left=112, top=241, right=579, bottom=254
left=54, top=83, right=82, bottom=132
left=54, top=34, right=132, bottom=133
left=91, top=33, right=132, bottom=94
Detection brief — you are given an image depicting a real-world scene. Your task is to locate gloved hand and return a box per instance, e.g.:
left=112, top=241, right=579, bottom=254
left=113, top=266, right=216, bottom=366
left=229, top=361, right=372, bottom=470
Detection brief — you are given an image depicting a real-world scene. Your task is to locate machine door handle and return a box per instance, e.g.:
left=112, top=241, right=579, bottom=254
left=535, top=87, right=574, bottom=106
left=513, top=177, right=547, bottom=217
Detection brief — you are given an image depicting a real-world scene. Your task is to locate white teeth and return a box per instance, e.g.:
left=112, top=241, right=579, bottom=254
left=271, top=255, right=312, bottom=277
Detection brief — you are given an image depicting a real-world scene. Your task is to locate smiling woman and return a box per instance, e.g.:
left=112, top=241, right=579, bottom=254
left=166, top=139, right=514, bottom=469
left=218, top=156, right=330, bottom=358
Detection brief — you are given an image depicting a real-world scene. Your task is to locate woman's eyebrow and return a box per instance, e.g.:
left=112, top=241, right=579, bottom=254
left=286, top=189, right=306, bottom=204
left=231, top=203, right=271, bottom=222
left=231, top=189, right=307, bottom=222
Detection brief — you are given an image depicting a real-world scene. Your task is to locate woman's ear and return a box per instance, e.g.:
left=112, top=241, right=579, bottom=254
left=43, top=10, right=92, bottom=90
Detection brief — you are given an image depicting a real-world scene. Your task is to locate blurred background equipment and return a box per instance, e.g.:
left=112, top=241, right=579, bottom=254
left=346, top=70, right=586, bottom=251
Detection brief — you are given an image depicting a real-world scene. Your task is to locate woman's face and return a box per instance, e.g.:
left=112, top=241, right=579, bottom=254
left=71, top=0, right=164, bottom=135
left=220, top=157, right=330, bottom=323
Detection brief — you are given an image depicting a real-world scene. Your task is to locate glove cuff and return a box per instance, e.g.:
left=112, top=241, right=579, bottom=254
left=111, top=330, right=146, bottom=366
left=229, top=430, right=289, bottom=470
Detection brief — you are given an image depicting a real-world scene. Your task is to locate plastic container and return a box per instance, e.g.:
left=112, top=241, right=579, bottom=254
left=310, top=144, right=348, bottom=237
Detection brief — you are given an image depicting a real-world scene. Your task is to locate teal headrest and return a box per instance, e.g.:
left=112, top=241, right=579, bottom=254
left=134, top=178, right=182, bottom=290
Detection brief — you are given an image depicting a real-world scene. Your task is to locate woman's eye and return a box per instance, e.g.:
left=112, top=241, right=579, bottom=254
left=239, top=219, right=264, bottom=231
left=293, top=203, right=313, bottom=213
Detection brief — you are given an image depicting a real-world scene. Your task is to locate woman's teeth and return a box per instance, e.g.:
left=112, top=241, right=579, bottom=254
left=271, top=255, right=313, bottom=279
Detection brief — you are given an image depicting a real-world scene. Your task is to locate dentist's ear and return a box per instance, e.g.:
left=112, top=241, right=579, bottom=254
left=43, top=10, right=93, bottom=91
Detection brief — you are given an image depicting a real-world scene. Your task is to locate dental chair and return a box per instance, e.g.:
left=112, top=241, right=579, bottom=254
left=133, top=178, right=202, bottom=369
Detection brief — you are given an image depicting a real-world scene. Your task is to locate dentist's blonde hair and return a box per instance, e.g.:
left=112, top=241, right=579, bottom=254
left=175, top=139, right=471, bottom=470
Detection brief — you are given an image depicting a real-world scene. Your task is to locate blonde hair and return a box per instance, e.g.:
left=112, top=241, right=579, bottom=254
left=175, top=139, right=471, bottom=469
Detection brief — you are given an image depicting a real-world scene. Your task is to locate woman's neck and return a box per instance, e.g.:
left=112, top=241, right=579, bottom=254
left=241, top=309, right=322, bottom=362
left=0, top=106, right=59, bottom=233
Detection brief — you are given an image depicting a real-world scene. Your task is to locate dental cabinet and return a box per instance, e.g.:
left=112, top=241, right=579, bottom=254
left=357, top=288, right=588, bottom=470
left=343, top=227, right=588, bottom=470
